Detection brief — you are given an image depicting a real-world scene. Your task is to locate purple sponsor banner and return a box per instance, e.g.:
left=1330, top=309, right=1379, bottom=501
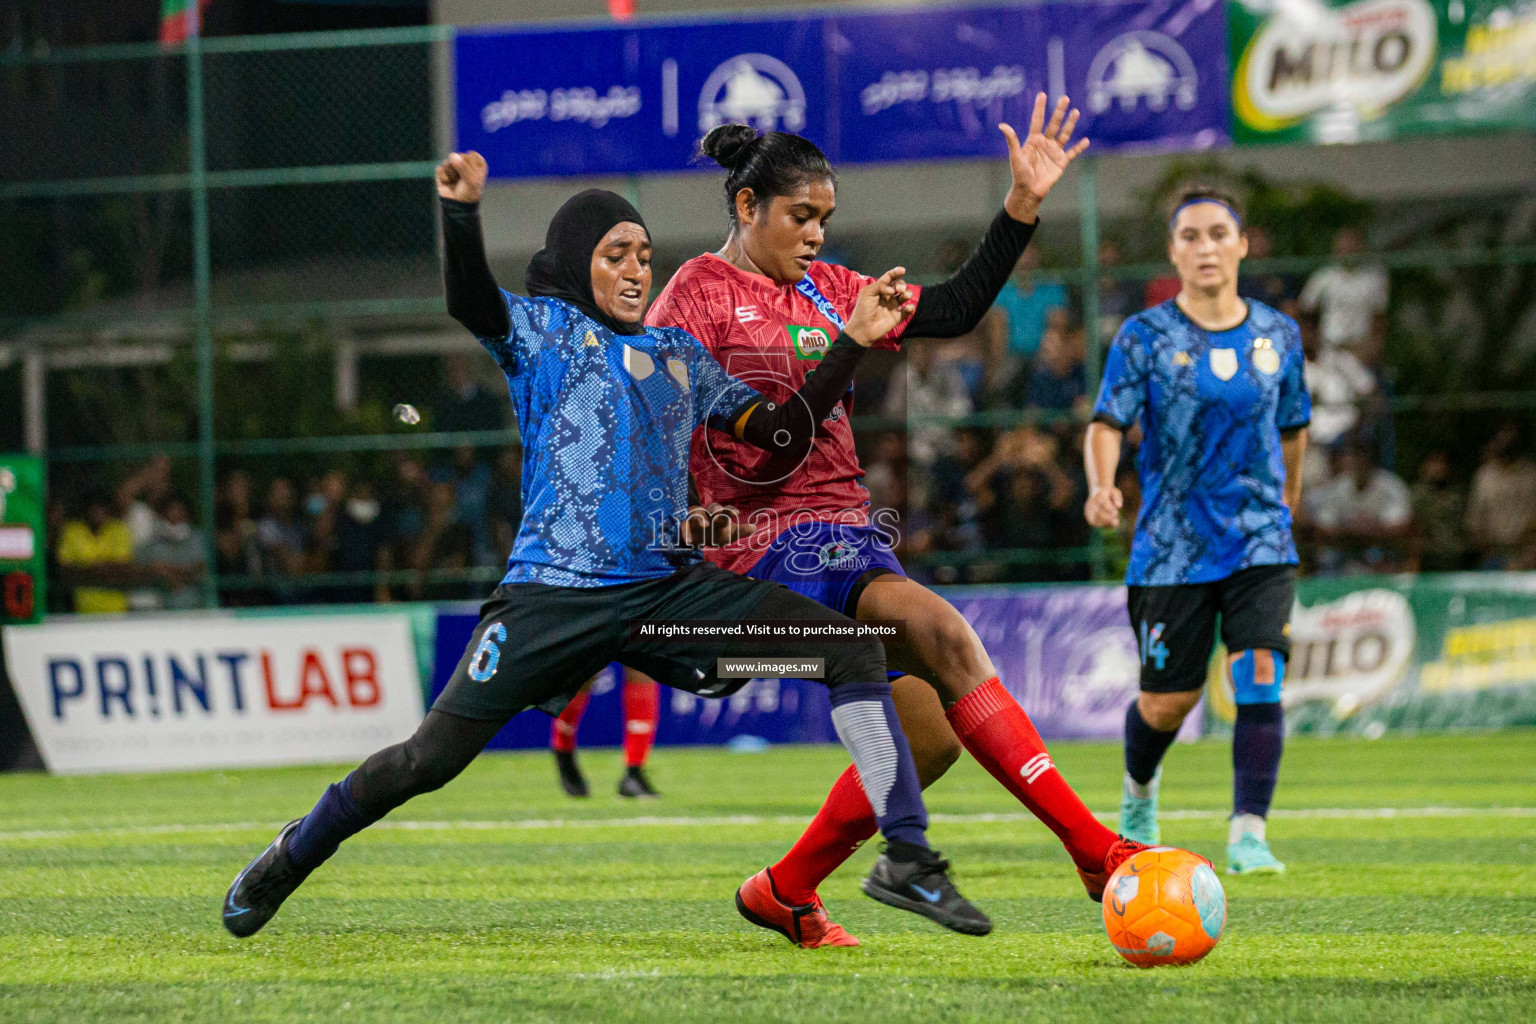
left=943, top=586, right=1202, bottom=741
left=433, top=586, right=1199, bottom=750
left=431, top=612, right=834, bottom=750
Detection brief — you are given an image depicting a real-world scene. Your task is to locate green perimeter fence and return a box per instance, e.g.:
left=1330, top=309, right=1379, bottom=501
left=3, top=24, right=1535, bottom=607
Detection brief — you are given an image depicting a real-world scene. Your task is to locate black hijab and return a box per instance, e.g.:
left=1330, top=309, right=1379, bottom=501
left=525, top=189, right=649, bottom=336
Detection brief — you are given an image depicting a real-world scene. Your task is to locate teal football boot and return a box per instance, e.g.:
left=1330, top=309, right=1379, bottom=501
left=1227, top=830, right=1286, bottom=875
left=1119, top=768, right=1161, bottom=846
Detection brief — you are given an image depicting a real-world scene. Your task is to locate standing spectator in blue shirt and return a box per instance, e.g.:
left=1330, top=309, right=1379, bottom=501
left=1024, top=314, right=1088, bottom=415
left=993, top=246, right=1066, bottom=373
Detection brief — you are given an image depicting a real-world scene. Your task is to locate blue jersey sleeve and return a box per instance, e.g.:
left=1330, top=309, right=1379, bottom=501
left=685, top=335, right=763, bottom=430
left=475, top=289, right=541, bottom=378
left=1276, top=319, right=1312, bottom=431
left=1093, top=319, right=1149, bottom=430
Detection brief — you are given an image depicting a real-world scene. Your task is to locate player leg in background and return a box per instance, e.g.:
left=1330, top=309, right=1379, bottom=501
left=1119, top=580, right=1217, bottom=846
left=617, top=669, right=661, bottom=798
left=759, top=574, right=1134, bottom=922
left=1226, top=648, right=1286, bottom=875
left=1217, top=563, right=1295, bottom=874
left=551, top=680, right=594, bottom=797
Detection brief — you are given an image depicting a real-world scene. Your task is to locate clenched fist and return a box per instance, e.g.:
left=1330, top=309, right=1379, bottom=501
left=436, top=151, right=488, bottom=204
left=1084, top=485, right=1124, bottom=529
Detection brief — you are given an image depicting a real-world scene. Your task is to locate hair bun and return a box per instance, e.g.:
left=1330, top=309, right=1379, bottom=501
left=699, top=123, right=759, bottom=170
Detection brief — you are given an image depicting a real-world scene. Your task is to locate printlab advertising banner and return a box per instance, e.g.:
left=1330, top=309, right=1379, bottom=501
left=3, top=615, right=424, bottom=774
left=455, top=0, right=1230, bottom=178
left=1230, top=0, right=1536, bottom=146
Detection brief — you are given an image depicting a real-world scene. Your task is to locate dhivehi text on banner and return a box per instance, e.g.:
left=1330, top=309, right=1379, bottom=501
left=3, top=615, right=424, bottom=774
left=455, top=0, right=1230, bottom=179
left=1230, top=0, right=1536, bottom=145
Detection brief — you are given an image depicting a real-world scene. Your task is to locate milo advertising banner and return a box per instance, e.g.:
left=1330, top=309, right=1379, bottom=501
left=1230, top=0, right=1536, bottom=145
left=1206, top=573, right=1536, bottom=735
left=0, top=455, right=45, bottom=626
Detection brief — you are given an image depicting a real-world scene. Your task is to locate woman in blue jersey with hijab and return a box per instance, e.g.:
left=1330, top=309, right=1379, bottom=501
left=1083, top=186, right=1311, bottom=875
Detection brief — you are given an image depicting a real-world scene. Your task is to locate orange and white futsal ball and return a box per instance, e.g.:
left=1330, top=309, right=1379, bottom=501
left=1102, top=846, right=1226, bottom=967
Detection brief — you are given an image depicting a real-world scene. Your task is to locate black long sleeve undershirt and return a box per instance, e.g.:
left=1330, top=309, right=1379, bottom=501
left=439, top=195, right=866, bottom=455
left=729, top=335, right=865, bottom=453
left=904, top=208, right=1038, bottom=339
left=441, top=197, right=510, bottom=340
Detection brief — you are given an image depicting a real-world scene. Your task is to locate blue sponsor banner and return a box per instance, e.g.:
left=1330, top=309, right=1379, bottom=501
left=430, top=612, right=835, bottom=751
left=456, top=15, right=828, bottom=179
left=1042, top=0, right=1229, bottom=154
left=454, top=1, right=1229, bottom=179
left=829, top=5, right=1045, bottom=164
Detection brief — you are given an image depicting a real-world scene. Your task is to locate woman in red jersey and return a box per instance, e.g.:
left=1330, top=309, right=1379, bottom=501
left=647, top=94, right=1145, bottom=948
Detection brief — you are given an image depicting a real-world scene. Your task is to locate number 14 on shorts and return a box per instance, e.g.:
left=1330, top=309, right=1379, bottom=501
left=1139, top=620, right=1169, bottom=672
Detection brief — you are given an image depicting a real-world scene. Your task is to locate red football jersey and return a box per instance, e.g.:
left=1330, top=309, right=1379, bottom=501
left=646, top=253, right=919, bottom=573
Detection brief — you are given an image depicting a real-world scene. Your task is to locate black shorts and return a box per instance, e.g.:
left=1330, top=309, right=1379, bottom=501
left=433, top=561, right=864, bottom=721
left=1126, top=564, right=1296, bottom=694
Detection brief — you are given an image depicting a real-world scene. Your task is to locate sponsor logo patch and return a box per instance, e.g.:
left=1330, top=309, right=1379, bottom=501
left=788, top=325, right=832, bottom=359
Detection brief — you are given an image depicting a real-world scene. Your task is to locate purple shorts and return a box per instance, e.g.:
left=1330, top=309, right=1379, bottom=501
left=745, top=519, right=905, bottom=618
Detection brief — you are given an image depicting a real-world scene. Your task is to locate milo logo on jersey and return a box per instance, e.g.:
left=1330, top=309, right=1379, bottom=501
left=787, top=325, right=832, bottom=360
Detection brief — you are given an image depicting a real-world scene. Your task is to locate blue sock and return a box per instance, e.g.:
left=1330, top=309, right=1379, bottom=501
left=287, top=772, right=374, bottom=872
left=1233, top=702, right=1284, bottom=818
left=1124, top=701, right=1179, bottom=786
left=828, top=680, right=928, bottom=849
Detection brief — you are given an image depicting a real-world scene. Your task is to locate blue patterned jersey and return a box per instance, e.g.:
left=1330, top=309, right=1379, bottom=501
left=476, top=292, right=762, bottom=587
left=1094, top=299, right=1311, bottom=587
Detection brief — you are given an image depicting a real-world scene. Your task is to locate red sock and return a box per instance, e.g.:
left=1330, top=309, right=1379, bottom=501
left=550, top=689, right=590, bottom=753
left=769, top=764, right=877, bottom=906
left=947, top=678, right=1116, bottom=872
left=622, top=675, right=659, bottom=768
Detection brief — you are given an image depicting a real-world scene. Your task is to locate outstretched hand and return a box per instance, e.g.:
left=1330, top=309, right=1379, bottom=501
left=437, top=151, right=488, bottom=204
left=999, top=94, right=1089, bottom=222
left=845, top=267, right=917, bottom=346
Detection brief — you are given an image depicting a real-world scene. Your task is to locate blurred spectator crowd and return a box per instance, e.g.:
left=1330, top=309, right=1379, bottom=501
left=40, top=228, right=1536, bottom=610
left=860, top=225, right=1536, bottom=582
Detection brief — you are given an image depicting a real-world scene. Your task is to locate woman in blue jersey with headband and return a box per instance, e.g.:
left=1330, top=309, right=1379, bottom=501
left=1084, top=185, right=1312, bottom=875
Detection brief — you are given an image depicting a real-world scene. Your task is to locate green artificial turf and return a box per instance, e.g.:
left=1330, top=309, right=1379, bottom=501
left=1, top=731, right=1532, bottom=1023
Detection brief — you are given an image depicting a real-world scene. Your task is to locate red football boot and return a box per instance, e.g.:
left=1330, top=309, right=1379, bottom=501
left=735, top=868, right=860, bottom=948
left=1078, top=838, right=1216, bottom=901
left=1077, top=836, right=1152, bottom=903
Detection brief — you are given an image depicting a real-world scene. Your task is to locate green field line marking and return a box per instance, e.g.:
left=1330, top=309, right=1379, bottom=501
left=3, top=806, right=1533, bottom=843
